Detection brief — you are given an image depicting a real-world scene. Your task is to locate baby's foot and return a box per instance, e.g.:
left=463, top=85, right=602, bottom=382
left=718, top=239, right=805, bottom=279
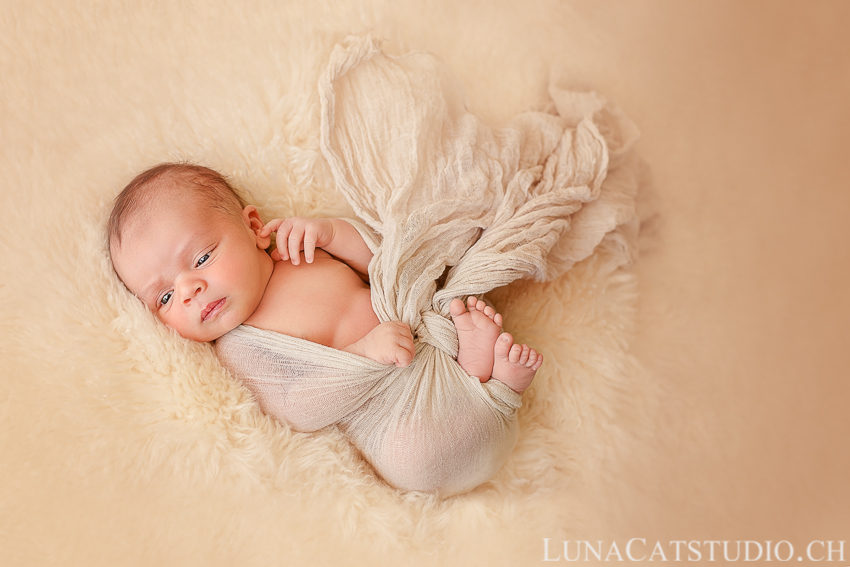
left=492, top=333, right=543, bottom=394
left=450, top=297, right=503, bottom=381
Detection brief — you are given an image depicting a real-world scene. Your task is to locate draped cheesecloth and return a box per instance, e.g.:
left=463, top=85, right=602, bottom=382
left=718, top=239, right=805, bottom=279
left=215, top=36, right=640, bottom=496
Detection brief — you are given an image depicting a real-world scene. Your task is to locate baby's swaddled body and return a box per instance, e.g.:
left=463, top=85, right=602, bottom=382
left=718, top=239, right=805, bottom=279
left=217, top=36, right=640, bottom=495
left=214, top=247, right=523, bottom=495
left=215, top=304, right=522, bottom=495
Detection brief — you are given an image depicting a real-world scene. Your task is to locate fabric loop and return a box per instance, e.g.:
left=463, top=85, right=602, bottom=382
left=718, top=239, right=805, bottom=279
left=415, top=310, right=459, bottom=358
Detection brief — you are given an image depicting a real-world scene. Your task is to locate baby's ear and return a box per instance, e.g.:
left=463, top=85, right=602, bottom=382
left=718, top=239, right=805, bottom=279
left=242, top=206, right=271, bottom=249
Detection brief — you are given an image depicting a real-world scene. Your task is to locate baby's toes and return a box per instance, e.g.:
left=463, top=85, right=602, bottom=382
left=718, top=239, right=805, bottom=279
left=493, top=312, right=503, bottom=327
left=495, top=332, right=513, bottom=359
left=518, top=345, right=530, bottom=365
left=532, top=353, right=543, bottom=371
left=526, top=349, right=539, bottom=367
left=449, top=298, right=467, bottom=318
left=508, top=343, right=522, bottom=364
left=482, top=305, right=495, bottom=319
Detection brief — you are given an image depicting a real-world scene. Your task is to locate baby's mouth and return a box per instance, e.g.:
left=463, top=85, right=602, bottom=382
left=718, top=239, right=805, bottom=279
left=201, top=298, right=226, bottom=322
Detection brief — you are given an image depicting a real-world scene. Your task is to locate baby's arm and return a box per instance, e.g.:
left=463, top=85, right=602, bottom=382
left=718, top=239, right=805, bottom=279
left=260, top=217, right=372, bottom=277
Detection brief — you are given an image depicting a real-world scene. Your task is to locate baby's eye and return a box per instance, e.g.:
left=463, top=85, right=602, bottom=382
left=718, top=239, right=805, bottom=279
left=160, top=291, right=173, bottom=307
left=196, top=252, right=211, bottom=267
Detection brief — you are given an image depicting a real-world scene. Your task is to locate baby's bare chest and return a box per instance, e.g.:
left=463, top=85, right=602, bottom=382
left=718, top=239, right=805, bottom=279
left=246, top=251, right=379, bottom=348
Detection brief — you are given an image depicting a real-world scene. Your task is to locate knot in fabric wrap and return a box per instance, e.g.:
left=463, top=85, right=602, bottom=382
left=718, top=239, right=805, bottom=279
left=415, top=310, right=459, bottom=358
left=215, top=35, right=641, bottom=496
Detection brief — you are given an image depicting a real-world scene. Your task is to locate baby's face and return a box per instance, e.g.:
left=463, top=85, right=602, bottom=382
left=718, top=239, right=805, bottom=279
left=111, top=192, right=273, bottom=342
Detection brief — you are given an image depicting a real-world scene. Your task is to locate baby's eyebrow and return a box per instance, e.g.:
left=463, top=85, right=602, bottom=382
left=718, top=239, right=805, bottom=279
left=138, top=236, right=201, bottom=306
left=140, top=279, right=165, bottom=307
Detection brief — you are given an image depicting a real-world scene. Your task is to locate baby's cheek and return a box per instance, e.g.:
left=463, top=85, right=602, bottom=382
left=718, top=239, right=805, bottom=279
left=159, top=311, right=187, bottom=337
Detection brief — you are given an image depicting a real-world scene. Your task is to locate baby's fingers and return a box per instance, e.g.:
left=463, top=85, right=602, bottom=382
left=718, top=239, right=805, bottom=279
left=271, top=219, right=294, bottom=261
left=393, top=343, right=414, bottom=367
left=303, top=226, right=318, bottom=263
left=397, top=327, right=415, bottom=367
left=260, top=218, right=286, bottom=237
left=287, top=224, right=305, bottom=265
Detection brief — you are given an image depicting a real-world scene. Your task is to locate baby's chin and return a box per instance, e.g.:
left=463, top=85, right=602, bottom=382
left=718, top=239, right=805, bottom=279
left=166, top=319, right=241, bottom=343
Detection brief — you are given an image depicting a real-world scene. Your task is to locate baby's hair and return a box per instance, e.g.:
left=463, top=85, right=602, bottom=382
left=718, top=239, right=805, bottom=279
left=108, top=162, right=246, bottom=249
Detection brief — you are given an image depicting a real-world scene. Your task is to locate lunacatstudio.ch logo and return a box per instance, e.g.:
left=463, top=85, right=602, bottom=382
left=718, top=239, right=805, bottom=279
left=542, top=539, right=846, bottom=562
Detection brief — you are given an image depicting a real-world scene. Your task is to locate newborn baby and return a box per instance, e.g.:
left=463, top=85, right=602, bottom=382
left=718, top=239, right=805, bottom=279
left=108, top=162, right=542, bottom=401
left=106, top=35, right=638, bottom=496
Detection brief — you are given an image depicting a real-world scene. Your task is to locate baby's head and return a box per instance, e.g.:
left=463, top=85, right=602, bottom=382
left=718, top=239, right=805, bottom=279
left=109, top=163, right=274, bottom=342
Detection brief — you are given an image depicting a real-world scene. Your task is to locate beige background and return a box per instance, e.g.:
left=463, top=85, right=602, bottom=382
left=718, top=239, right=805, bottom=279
left=1, top=0, right=848, bottom=564
left=610, top=0, right=850, bottom=540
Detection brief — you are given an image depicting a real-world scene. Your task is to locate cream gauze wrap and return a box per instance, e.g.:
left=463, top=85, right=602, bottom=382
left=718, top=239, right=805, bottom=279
left=215, top=36, right=640, bottom=496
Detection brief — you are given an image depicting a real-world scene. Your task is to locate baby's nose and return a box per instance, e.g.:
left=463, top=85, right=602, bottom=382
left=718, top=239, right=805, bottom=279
left=183, top=285, right=202, bottom=304
left=177, top=275, right=205, bottom=302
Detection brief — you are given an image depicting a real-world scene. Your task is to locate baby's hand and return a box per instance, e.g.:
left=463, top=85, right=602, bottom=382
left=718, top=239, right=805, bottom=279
left=357, top=321, right=415, bottom=368
left=260, top=217, right=335, bottom=265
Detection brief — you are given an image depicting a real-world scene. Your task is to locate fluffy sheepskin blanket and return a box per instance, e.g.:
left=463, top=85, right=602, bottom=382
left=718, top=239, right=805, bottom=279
left=0, top=2, right=654, bottom=565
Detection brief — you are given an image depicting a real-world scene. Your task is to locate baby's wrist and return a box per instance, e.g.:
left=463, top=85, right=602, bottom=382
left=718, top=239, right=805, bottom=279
left=342, top=338, right=367, bottom=359
left=323, top=218, right=340, bottom=248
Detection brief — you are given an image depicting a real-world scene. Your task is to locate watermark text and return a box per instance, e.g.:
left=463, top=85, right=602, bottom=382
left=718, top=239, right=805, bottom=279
left=542, top=539, right=846, bottom=562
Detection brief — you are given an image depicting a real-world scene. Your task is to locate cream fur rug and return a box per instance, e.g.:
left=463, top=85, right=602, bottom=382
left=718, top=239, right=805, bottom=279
left=17, top=0, right=850, bottom=565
